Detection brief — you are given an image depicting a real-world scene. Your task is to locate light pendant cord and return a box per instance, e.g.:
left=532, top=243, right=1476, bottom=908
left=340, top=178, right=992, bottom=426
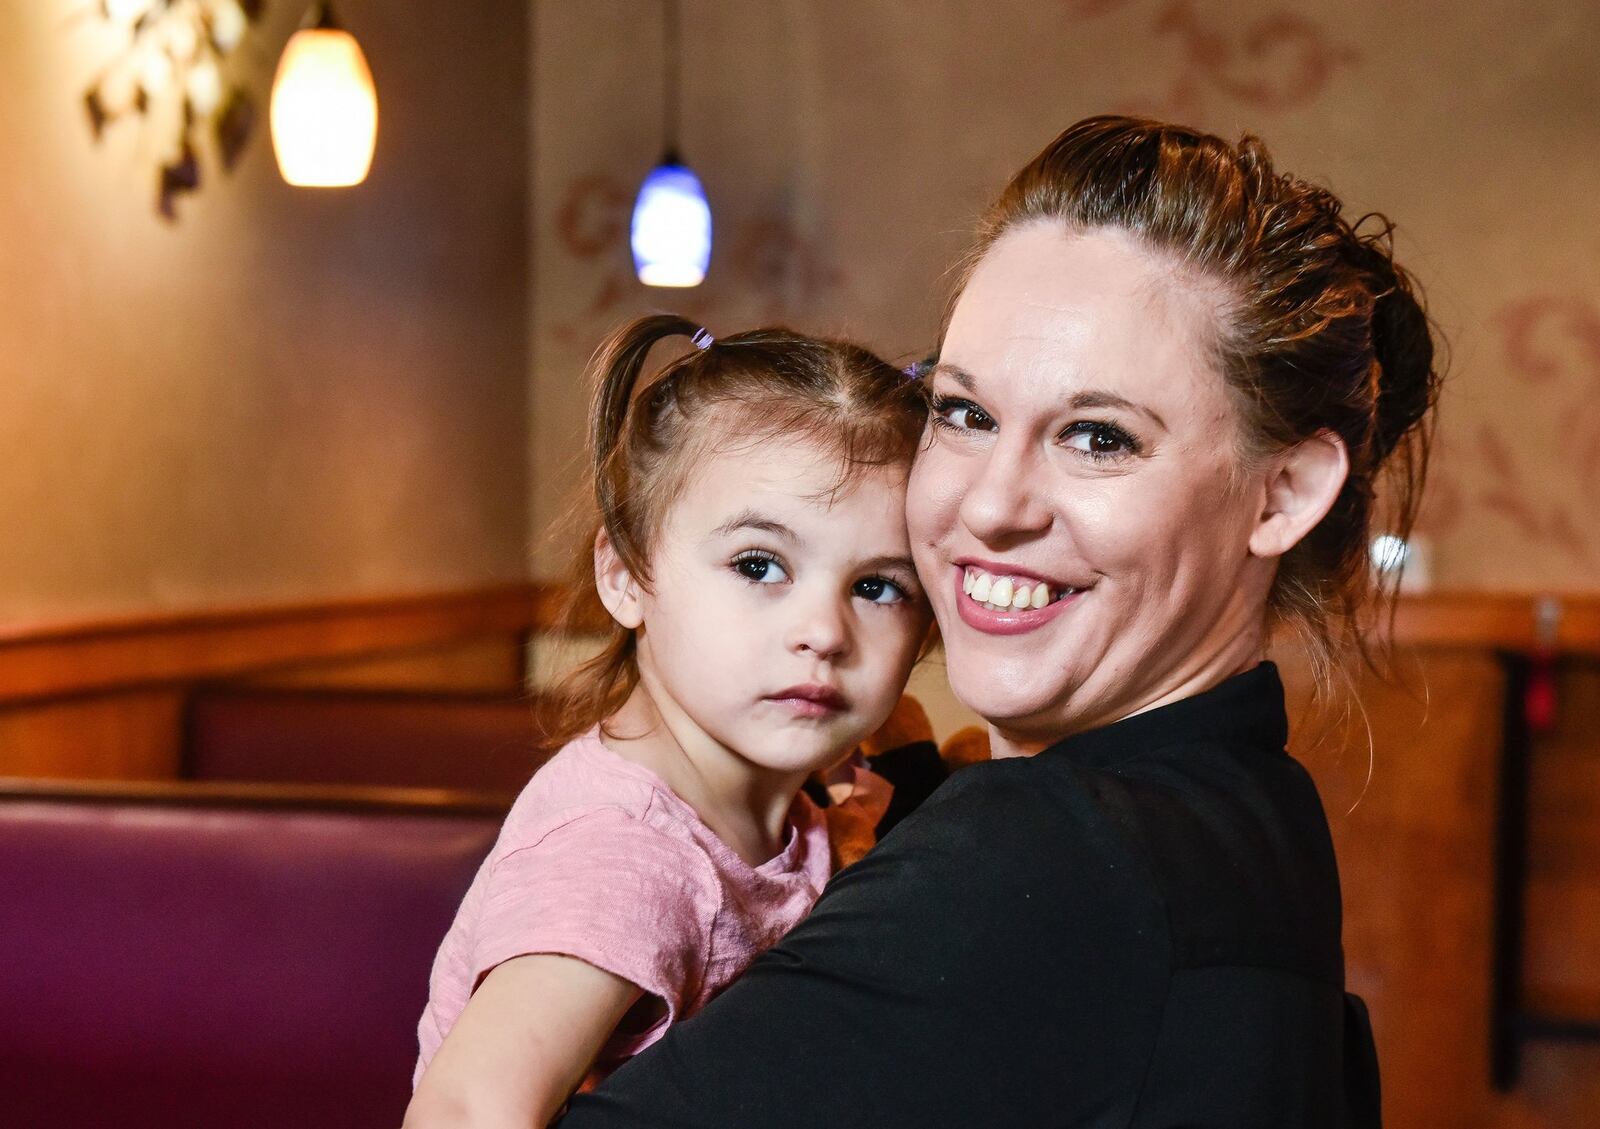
left=662, top=0, right=680, bottom=161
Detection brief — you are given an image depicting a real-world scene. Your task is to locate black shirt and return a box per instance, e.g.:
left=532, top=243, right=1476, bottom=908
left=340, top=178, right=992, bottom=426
left=559, top=663, right=1381, bottom=1128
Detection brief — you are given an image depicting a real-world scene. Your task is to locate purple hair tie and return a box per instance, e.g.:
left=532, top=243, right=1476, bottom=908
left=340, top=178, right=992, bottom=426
left=691, top=327, right=715, bottom=350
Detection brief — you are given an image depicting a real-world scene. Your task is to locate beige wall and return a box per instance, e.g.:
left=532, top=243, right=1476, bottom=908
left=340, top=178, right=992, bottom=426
left=1, top=1, right=530, bottom=623
left=531, top=0, right=1600, bottom=592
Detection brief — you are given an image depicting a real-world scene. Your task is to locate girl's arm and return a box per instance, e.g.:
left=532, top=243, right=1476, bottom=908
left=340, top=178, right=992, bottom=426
left=405, top=954, right=644, bottom=1129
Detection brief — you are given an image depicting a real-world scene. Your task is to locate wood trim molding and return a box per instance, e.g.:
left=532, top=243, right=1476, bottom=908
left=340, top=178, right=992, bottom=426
left=4, top=586, right=1597, bottom=709
left=0, top=583, right=556, bottom=706
left=1386, top=592, right=1600, bottom=655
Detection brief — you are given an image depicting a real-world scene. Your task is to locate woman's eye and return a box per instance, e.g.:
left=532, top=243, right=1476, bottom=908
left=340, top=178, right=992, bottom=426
left=1062, top=421, right=1138, bottom=459
left=853, top=576, right=907, bottom=605
left=733, top=554, right=789, bottom=584
left=932, top=395, right=996, bottom=433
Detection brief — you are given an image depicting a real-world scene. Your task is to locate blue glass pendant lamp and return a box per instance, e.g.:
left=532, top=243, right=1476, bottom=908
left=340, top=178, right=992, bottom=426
left=631, top=0, right=711, bottom=287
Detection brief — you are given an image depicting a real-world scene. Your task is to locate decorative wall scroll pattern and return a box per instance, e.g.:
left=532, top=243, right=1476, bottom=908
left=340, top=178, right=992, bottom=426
left=547, top=171, right=845, bottom=346
left=730, top=217, right=844, bottom=324
left=78, top=0, right=265, bottom=219
left=549, top=174, right=636, bottom=345
left=1468, top=294, right=1600, bottom=569
left=1067, top=0, right=1359, bottom=119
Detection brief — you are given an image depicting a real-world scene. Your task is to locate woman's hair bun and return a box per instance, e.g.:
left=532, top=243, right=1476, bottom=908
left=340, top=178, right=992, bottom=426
left=1349, top=229, right=1439, bottom=463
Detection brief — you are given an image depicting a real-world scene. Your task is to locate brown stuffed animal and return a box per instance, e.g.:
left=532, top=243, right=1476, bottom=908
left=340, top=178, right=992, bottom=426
left=939, top=725, right=991, bottom=770
left=816, top=694, right=988, bottom=870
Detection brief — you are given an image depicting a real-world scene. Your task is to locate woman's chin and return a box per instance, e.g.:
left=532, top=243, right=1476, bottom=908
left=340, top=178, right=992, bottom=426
left=948, top=660, right=1074, bottom=732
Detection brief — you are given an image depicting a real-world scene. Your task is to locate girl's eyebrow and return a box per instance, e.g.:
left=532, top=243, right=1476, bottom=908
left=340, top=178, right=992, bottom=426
left=932, top=362, right=1168, bottom=432
left=708, top=510, right=798, bottom=542
left=859, top=554, right=919, bottom=579
left=709, top=512, right=915, bottom=576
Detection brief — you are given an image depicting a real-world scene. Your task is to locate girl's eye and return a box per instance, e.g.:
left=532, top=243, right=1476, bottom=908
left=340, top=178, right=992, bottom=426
left=1062, top=421, right=1139, bottom=459
left=853, top=576, right=907, bottom=605
left=732, top=552, right=789, bottom=584
left=930, top=394, right=996, bottom=433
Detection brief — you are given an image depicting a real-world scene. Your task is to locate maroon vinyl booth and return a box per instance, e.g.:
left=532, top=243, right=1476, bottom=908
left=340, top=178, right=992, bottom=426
left=0, top=780, right=508, bottom=1129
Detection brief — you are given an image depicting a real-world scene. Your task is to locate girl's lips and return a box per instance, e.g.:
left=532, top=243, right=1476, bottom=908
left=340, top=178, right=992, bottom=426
left=766, top=684, right=849, bottom=718
left=951, top=566, right=1082, bottom=636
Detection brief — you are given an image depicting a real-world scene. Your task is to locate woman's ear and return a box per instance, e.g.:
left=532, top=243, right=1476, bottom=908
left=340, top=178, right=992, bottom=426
left=1248, top=430, right=1350, bottom=560
left=594, top=528, right=645, bottom=629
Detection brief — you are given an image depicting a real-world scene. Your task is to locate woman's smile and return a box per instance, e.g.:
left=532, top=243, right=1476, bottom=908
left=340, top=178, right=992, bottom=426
left=952, top=562, right=1087, bottom=635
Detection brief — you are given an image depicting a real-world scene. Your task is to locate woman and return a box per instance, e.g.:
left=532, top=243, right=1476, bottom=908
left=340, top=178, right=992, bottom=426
left=557, top=116, right=1437, bottom=1127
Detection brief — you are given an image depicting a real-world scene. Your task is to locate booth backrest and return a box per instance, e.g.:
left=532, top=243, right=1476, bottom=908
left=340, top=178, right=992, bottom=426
left=184, top=687, right=555, bottom=792
left=0, top=780, right=507, bottom=1129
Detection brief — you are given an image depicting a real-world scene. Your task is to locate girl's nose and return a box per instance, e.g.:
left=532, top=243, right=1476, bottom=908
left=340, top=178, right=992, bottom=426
left=957, top=435, right=1051, bottom=545
left=788, top=593, right=850, bottom=661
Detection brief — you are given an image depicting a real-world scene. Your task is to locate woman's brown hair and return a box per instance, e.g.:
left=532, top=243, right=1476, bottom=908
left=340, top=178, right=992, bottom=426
left=541, top=314, right=927, bottom=747
left=949, top=116, right=1442, bottom=684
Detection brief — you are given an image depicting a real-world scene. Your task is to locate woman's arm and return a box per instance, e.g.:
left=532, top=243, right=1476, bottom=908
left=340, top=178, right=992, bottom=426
left=405, top=954, right=643, bottom=1129
left=556, top=765, right=1173, bottom=1128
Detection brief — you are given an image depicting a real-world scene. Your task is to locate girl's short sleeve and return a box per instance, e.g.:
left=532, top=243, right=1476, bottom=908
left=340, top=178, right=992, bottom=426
left=470, top=807, right=717, bottom=1050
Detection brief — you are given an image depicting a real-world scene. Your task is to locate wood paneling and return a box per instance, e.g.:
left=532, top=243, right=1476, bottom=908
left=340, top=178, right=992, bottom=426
left=1284, top=648, right=1502, bottom=1129
left=0, top=691, right=185, bottom=780
left=1281, top=646, right=1600, bottom=1129
left=1524, top=662, right=1600, bottom=1020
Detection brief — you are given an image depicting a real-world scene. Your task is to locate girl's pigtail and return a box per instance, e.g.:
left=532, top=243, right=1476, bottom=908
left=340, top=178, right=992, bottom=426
left=539, top=315, right=700, bottom=751
left=587, top=314, right=700, bottom=579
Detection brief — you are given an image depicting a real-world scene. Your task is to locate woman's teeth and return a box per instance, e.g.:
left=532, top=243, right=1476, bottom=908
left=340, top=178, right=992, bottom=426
left=961, top=567, right=1074, bottom=612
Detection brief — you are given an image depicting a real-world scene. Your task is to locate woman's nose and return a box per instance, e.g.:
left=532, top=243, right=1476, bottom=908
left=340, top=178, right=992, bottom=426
left=958, top=436, right=1052, bottom=544
left=787, top=592, right=851, bottom=661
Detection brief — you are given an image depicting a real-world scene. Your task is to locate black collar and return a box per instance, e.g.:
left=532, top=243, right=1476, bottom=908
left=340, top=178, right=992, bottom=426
left=1037, top=662, right=1289, bottom=770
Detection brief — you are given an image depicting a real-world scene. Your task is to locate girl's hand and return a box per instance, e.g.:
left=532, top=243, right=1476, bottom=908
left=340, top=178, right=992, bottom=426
left=405, top=954, right=643, bottom=1129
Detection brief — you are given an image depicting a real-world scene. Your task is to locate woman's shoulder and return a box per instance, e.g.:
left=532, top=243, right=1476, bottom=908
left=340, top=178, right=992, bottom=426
left=863, top=755, right=1171, bottom=925
left=915, top=731, right=1344, bottom=984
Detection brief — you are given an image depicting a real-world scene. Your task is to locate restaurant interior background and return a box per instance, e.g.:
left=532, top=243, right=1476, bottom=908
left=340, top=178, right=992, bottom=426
left=2, top=1, right=1597, bottom=1126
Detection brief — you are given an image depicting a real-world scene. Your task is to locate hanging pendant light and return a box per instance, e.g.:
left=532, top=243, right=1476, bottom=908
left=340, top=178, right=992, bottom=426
left=631, top=0, right=711, bottom=287
left=270, top=2, right=378, bottom=188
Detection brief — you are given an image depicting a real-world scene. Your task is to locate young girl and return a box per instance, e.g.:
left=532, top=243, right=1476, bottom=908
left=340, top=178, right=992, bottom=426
left=405, top=315, right=933, bottom=1128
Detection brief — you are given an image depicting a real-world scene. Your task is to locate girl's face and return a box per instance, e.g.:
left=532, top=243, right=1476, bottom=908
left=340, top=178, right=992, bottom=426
left=907, top=223, right=1277, bottom=753
left=624, top=429, right=930, bottom=778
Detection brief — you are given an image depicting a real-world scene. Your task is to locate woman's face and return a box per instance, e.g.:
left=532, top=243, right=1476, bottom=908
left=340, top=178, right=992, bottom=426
left=907, top=222, right=1277, bottom=752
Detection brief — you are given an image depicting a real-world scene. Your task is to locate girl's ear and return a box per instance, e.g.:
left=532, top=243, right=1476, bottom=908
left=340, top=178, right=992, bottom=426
left=594, top=528, right=645, bottom=629
left=1248, top=429, right=1350, bottom=560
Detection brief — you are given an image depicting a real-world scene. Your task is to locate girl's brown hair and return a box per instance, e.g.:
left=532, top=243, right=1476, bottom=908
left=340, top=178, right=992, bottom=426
left=949, top=116, right=1442, bottom=683
left=541, top=314, right=926, bottom=747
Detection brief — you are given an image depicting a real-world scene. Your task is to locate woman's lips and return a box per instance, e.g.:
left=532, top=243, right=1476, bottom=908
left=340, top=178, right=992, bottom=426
left=952, top=566, right=1083, bottom=635
left=766, top=684, right=849, bottom=718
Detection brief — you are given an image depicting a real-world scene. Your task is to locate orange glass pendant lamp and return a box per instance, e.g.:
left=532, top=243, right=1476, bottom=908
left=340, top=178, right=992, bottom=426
left=270, top=2, right=378, bottom=187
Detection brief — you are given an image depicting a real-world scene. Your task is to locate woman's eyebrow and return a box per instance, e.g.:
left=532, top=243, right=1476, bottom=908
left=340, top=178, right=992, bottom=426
left=929, top=362, right=979, bottom=392
left=1068, top=390, right=1169, bottom=431
left=933, top=363, right=1168, bottom=431
left=708, top=510, right=798, bottom=541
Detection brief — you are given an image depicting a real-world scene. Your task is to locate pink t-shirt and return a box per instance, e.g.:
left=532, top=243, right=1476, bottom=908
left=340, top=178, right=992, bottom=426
left=414, top=728, right=831, bottom=1085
